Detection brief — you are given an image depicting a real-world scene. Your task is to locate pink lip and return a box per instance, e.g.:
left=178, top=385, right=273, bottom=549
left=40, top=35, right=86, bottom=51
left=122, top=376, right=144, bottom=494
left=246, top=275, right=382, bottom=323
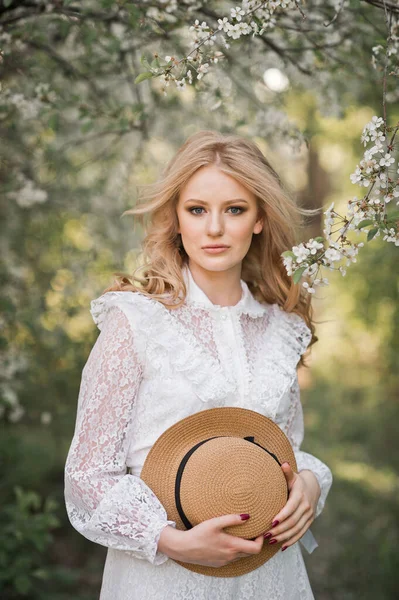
left=203, top=246, right=230, bottom=254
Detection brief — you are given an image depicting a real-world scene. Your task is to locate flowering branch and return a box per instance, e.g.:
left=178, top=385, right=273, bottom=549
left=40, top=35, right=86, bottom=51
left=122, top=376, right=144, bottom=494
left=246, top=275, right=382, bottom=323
left=134, top=1, right=301, bottom=92
left=282, top=4, right=399, bottom=294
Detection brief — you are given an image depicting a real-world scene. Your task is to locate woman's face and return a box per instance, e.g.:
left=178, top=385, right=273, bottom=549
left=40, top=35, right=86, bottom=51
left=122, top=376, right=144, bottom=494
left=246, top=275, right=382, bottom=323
left=176, top=164, right=263, bottom=274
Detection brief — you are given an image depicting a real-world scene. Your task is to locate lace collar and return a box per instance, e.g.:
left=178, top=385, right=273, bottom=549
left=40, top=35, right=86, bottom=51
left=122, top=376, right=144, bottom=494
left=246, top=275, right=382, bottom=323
left=181, top=263, right=269, bottom=318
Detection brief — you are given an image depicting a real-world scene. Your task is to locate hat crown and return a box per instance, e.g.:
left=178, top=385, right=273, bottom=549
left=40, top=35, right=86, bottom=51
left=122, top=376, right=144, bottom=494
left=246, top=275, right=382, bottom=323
left=176, top=435, right=287, bottom=536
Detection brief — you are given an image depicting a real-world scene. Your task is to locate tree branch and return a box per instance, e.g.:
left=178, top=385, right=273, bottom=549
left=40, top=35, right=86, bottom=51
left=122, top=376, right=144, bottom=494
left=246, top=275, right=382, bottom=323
left=362, top=0, right=399, bottom=14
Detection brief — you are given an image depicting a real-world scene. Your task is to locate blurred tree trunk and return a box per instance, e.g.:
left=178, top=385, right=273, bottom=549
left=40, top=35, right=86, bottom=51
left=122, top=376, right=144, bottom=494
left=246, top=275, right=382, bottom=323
left=298, top=144, right=332, bottom=239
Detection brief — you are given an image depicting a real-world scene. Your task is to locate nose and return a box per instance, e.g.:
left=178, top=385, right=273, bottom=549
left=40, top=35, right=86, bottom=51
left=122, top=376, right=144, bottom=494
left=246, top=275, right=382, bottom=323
left=206, top=211, right=225, bottom=236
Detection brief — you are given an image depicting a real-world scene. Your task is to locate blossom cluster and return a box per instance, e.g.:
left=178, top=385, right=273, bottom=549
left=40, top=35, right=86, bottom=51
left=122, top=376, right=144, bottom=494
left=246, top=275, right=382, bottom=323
left=135, top=1, right=298, bottom=94
left=282, top=114, right=399, bottom=295
left=350, top=116, right=398, bottom=206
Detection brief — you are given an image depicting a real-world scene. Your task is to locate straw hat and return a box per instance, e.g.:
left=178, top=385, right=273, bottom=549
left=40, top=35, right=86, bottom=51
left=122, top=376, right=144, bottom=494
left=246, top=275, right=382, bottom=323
left=140, top=406, right=297, bottom=577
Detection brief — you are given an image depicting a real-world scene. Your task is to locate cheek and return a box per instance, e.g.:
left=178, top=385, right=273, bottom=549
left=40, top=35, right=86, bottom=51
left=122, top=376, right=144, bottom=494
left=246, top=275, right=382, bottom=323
left=178, top=213, right=202, bottom=240
left=228, top=217, right=257, bottom=241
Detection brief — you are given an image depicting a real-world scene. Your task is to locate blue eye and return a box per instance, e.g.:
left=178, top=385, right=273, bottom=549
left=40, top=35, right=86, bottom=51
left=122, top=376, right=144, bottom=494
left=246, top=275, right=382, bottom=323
left=188, top=206, right=244, bottom=215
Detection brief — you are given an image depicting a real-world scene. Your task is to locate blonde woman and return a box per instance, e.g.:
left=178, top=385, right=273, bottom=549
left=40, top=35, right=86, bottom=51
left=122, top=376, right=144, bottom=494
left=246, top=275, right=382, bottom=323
left=64, top=130, right=333, bottom=599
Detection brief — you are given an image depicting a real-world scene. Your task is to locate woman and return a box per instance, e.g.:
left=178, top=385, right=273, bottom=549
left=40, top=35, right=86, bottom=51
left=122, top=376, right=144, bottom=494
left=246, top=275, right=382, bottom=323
left=64, top=130, right=333, bottom=599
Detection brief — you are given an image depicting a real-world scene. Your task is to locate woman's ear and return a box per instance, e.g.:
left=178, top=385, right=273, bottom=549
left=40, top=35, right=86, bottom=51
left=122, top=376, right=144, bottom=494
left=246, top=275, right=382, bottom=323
left=253, top=217, right=263, bottom=235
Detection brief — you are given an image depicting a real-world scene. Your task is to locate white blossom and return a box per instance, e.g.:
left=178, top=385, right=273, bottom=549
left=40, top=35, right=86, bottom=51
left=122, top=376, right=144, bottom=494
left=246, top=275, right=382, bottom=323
left=175, top=78, right=186, bottom=90
left=383, top=228, right=399, bottom=245
left=379, top=153, right=395, bottom=167
left=324, top=246, right=342, bottom=262
left=218, top=17, right=230, bottom=32
left=292, top=243, right=311, bottom=263
left=231, top=6, right=246, bottom=22
left=197, top=63, right=209, bottom=80
left=306, top=239, right=324, bottom=254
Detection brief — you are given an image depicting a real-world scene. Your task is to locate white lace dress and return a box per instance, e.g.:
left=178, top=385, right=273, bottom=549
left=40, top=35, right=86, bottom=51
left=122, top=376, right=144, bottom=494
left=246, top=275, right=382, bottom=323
left=64, top=264, right=333, bottom=600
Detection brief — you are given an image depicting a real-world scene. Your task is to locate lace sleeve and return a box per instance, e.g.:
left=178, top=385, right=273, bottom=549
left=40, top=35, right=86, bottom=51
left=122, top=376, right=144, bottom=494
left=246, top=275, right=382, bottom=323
left=284, top=374, right=333, bottom=519
left=64, top=304, right=176, bottom=565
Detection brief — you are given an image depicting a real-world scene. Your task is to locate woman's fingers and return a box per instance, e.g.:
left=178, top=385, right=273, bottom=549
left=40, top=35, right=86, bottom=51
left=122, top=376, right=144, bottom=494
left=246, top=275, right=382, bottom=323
left=280, top=515, right=314, bottom=549
left=269, top=500, right=312, bottom=538
left=263, top=490, right=303, bottom=539
left=271, top=486, right=305, bottom=526
left=271, top=511, right=313, bottom=545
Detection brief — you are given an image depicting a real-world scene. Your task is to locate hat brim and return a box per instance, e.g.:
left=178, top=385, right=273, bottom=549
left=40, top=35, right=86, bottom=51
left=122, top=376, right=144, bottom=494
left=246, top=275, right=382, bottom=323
left=140, top=407, right=297, bottom=577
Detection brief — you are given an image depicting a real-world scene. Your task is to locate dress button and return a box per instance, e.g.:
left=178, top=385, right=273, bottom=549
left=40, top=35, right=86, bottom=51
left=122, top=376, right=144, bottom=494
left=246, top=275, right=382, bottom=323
left=221, top=313, right=227, bottom=321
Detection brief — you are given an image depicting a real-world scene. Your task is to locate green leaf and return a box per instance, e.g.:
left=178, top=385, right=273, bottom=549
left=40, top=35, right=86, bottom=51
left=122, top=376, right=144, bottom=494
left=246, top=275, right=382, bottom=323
left=357, top=219, right=375, bottom=229
left=385, top=211, right=399, bottom=223
left=314, top=236, right=325, bottom=243
left=293, top=266, right=307, bottom=284
left=134, top=72, right=154, bottom=84
left=281, top=251, right=296, bottom=258
left=140, top=54, right=152, bottom=70
left=367, top=227, right=379, bottom=241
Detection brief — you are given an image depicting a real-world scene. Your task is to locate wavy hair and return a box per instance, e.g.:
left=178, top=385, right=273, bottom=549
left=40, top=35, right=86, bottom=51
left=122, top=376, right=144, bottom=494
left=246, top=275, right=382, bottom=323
left=103, top=130, right=323, bottom=366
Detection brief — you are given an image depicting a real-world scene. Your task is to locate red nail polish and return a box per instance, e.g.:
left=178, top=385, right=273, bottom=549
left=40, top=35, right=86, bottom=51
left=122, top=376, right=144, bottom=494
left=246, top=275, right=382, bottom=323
left=240, top=513, right=250, bottom=520
left=269, top=538, right=277, bottom=545
left=282, top=545, right=288, bottom=551
left=272, top=520, right=279, bottom=527
left=263, top=532, right=272, bottom=539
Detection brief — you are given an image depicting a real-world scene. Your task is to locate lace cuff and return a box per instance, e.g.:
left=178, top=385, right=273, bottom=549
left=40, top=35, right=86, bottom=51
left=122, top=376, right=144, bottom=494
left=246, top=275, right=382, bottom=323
left=65, top=471, right=176, bottom=564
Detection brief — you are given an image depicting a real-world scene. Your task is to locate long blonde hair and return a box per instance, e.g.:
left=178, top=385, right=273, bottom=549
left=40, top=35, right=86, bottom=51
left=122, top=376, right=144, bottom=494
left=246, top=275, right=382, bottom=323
left=104, top=130, right=322, bottom=366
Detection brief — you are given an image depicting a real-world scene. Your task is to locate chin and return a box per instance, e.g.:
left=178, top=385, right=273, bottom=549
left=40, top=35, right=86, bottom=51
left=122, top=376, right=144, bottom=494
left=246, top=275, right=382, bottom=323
left=189, top=256, right=242, bottom=273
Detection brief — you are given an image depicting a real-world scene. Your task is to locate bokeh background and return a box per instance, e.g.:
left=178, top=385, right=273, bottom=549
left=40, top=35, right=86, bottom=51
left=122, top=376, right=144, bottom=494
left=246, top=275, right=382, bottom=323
left=1, top=2, right=398, bottom=599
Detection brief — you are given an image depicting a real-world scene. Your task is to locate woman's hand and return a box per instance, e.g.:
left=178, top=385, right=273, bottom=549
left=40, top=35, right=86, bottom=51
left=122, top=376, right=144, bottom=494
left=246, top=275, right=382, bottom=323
left=262, top=462, right=321, bottom=552
left=158, top=514, right=265, bottom=568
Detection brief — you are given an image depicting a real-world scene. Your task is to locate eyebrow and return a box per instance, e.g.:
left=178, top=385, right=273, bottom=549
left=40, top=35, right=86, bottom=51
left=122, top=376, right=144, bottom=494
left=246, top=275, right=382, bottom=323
left=184, top=198, right=249, bottom=205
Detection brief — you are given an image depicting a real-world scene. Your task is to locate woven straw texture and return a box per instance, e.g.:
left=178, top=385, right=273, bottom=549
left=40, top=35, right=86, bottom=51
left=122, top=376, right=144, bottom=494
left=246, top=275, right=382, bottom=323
left=140, top=407, right=297, bottom=577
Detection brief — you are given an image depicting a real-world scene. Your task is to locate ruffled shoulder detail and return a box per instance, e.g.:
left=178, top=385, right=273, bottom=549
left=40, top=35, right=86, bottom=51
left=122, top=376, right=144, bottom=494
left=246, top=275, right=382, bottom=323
left=90, top=291, right=144, bottom=331
left=89, top=291, right=156, bottom=361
